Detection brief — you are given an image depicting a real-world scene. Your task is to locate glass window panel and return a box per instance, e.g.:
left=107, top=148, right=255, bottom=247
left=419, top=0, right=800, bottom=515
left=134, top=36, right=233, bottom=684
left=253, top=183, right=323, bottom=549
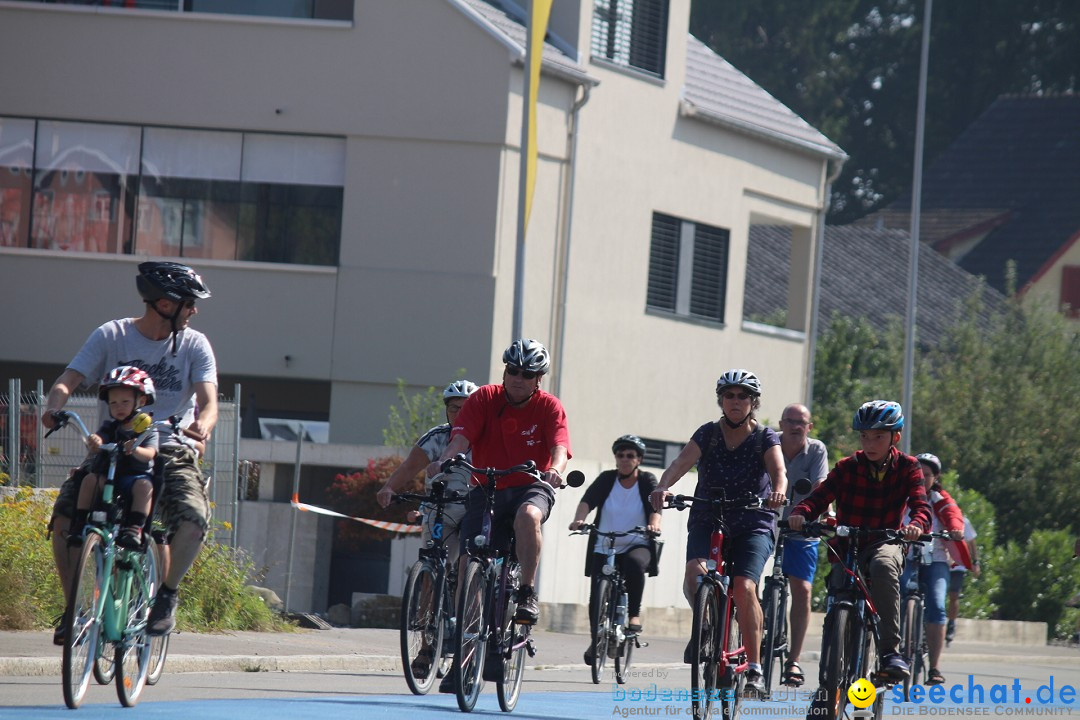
left=0, top=118, right=35, bottom=248
left=187, top=0, right=314, bottom=19
left=31, top=121, right=139, bottom=253
left=241, top=134, right=345, bottom=186
left=142, top=127, right=241, bottom=181
left=237, top=182, right=342, bottom=266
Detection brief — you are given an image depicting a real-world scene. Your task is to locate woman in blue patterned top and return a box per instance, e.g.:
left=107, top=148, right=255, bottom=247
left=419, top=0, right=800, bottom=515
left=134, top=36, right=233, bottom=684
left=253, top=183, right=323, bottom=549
left=650, top=369, right=787, bottom=698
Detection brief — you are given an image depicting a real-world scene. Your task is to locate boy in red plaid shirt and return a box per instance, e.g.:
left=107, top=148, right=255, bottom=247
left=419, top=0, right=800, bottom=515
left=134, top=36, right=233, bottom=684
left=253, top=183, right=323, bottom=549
left=787, top=400, right=931, bottom=680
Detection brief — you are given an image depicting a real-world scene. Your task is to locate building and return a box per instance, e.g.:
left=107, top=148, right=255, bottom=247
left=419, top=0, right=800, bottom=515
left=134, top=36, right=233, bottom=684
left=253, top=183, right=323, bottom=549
left=0, top=0, right=844, bottom=614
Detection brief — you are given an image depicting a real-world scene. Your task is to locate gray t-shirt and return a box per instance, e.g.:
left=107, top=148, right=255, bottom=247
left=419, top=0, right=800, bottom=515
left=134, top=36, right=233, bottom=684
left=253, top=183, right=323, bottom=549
left=67, top=318, right=217, bottom=445
left=782, top=437, right=829, bottom=520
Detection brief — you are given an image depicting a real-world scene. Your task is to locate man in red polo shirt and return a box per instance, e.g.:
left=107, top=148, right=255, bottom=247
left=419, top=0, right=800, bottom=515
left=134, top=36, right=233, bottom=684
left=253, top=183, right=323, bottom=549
left=430, top=338, right=571, bottom=626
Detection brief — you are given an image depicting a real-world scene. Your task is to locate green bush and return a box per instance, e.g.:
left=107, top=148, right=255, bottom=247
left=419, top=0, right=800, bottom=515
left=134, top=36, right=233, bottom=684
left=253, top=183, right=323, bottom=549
left=0, top=488, right=288, bottom=632
left=990, top=528, right=1080, bottom=640
left=0, top=488, right=64, bottom=629
left=177, top=532, right=291, bottom=633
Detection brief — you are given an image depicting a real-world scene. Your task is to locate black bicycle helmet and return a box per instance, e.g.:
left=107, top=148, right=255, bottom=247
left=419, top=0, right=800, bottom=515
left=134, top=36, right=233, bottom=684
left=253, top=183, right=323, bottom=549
left=852, top=400, right=905, bottom=431
left=502, top=339, right=550, bottom=375
left=137, top=261, right=212, bottom=303
left=611, top=434, right=647, bottom=456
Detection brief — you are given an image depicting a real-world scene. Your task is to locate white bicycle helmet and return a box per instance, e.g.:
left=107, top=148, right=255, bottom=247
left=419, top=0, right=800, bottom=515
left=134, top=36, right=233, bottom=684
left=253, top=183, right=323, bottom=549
left=502, top=339, right=550, bottom=375
left=715, top=369, right=762, bottom=397
left=443, top=380, right=478, bottom=403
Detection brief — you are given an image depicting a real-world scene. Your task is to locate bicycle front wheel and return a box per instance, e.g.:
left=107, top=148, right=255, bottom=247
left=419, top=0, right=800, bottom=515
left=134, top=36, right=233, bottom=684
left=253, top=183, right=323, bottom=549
left=860, top=622, right=884, bottom=720
left=115, top=550, right=152, bottom=707
left=63, top=533, right=103, bottom=709
left=719, top=597, right=744, bottom=720
left=455, top=560, right=489, bottom=712
left=400, top=561, right=443, bottom=695
left=93, top=640, right=116, bottom=685
left=591, top=577, right=613, bottom=684
left=145, top=538, right=169, bottom=685
left=813, top=605, right=852, bottom=720
left=497, top=574, right=527, bottom=713
left=760, top=581, right=784, bottom=698
left=900, top=595, right=919, bottom=701
left=691, top=581, right=719, bottom=720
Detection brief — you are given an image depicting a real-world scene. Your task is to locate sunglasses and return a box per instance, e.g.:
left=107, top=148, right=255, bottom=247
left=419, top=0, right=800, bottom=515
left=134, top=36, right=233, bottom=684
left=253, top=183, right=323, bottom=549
left=723, top=391, right=750, bottom=401
left=505, top=367, right=538, bottom=380
left=615, top=451, right=640, bottom=459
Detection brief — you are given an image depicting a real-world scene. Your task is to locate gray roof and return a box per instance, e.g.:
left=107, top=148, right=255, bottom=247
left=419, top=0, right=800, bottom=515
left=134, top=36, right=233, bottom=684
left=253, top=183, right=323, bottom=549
left=744, top=225, right=1005, bottom=345
left=683, top=36, right=846, bottom=161
left=453, top=0, right=596, bottom=86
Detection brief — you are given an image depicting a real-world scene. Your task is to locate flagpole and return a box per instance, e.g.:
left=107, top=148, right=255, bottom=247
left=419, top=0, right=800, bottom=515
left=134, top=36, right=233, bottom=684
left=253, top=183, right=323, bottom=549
left=902, top=0, right=932, bottom=453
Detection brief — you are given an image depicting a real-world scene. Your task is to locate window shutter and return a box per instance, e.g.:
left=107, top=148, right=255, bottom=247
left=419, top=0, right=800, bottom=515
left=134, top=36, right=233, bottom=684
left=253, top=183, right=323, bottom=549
left=591, top=0, right=668, bottom=78
left=647, top=212, right=680, bottom=312
left=1061, top=265, right=1080, bottom=318
left=689, top=224, right=729, bottom=322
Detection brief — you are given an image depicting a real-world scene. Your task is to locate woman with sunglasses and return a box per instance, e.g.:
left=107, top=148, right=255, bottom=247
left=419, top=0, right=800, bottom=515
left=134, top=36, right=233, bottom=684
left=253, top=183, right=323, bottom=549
left=650, top=369, right=787, bottom=698
left=570, top=434, right=662, bottom=664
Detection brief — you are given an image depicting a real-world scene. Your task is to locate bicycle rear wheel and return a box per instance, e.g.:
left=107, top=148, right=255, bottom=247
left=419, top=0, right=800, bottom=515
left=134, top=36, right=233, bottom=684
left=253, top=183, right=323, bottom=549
left=93, top=640, right=116, bottom=685
left=860, top=623, right=884, bottom=720
left=145, top=539, right=168, bottom=685
left=63, top=533, right=103, bottom=709
left=719, top=600, right=744, bottom=720
left=760, top=581, right=784, bottom=698
left=455, top=560, right=489, bottom=712
left=590, top=578, right=613, bottom=684
left=614, top=632, right=634, bottom=685
left=400, top=561, right=443, bottom=695
left=691, top=581, right=719, bottom=720
left=115, top=550, right=152, bottom=707
left=900, top=596, right=919, bottom=701
left=497, top=571, right=526, bottom=713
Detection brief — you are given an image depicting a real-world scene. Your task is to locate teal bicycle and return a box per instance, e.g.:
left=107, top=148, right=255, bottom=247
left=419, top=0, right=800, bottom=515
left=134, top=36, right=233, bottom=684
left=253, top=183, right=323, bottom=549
left=49, top=410, right=158, bottom=709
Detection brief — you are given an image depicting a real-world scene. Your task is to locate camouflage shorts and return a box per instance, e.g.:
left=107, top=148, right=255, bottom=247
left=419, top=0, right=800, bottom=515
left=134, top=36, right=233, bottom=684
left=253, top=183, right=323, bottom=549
left=155, top=445, right=211, bottom=535
left=51, top=446, right=210, bottom=536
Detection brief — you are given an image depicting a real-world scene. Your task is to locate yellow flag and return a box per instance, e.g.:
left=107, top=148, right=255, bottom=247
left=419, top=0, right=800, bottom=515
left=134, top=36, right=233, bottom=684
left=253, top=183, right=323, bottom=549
left=523, top=0, right=553, bottom=233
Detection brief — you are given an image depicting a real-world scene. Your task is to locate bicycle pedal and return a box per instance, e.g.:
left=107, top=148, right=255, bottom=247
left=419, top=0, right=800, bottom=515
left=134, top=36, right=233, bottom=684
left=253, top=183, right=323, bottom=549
left=525, top=638, right=537, bottom=657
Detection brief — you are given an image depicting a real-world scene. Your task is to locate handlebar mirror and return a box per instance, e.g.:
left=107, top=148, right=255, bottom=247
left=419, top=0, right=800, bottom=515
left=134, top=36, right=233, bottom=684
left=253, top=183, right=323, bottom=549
left=565, top=470, right=585, bottom=488
left=793, top=477, right=813, bottom=495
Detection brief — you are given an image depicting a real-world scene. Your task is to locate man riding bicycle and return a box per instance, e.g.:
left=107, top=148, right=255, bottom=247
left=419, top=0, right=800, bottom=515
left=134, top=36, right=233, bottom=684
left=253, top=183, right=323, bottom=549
left=428, top=339, right=571, bottom=691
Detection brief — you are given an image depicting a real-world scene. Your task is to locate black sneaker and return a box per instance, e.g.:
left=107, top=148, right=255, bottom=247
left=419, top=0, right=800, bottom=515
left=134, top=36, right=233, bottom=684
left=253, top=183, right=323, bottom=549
left=743, top=669, right=766, bottom=698
left=411, top=646, right=434, bottom=680
left=514, top=586, right=539, bottom=625
left=683, top=639, right=694, bottom=664
left=66, top=532, right=84, bottom=548
left=878, top=652, right=910, bottom=680
left=147, top=587, right=178, bottom=636
left=439, top=662, right=457, bottom=693
left=116, top=526, right=143, bottom=550
left=53, top=620, right=66, bottom=646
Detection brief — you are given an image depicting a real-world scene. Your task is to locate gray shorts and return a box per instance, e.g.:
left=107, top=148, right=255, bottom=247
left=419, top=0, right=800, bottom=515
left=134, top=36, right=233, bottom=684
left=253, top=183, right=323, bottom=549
left=51, top=445, right=210, bottom=535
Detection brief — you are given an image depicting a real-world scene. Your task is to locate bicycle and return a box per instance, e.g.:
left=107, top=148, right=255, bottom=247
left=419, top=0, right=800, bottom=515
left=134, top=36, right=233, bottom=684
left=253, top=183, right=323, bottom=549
left=759, top=477, right=813, bottom=698
left=799, top=522, right=948, bottom=720
left=666, top=492, right=774, bottom=720
left=570, top=524, right=655, bottom=685
left=446, top=455, right=583, bottom=713
left=898, top=532, right=952, bottom=702
left=391, top=477, right=468, bottom=695
left=48, top=410, right=158, bottom=709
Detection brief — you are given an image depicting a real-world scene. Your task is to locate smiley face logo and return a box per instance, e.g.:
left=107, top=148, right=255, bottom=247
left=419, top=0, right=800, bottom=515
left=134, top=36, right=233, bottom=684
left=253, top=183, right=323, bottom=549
left=848, top=677, right=877, bottom=708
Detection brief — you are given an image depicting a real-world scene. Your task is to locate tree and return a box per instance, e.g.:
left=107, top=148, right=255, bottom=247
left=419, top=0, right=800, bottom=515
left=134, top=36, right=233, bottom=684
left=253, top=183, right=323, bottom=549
left=690, top=1, right=1080, bottom=224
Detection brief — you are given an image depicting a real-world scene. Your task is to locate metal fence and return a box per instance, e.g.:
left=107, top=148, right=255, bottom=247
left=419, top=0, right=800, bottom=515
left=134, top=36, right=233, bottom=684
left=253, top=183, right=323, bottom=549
left=1, top=378, right=242, bottom=547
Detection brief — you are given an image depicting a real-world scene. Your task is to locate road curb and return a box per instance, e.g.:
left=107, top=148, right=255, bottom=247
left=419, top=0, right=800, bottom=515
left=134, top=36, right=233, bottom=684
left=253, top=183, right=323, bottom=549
left=2, top=650, right=1077, bottom=678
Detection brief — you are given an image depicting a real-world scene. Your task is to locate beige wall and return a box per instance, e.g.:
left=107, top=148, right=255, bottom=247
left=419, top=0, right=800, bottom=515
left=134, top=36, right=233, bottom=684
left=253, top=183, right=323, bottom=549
left=1024, top=238, right=1080, bottom=324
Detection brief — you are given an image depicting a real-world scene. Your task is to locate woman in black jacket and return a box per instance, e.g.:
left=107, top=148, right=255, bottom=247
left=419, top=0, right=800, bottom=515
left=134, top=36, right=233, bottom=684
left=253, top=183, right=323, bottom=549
left=570, top=435, right=662, bottom=664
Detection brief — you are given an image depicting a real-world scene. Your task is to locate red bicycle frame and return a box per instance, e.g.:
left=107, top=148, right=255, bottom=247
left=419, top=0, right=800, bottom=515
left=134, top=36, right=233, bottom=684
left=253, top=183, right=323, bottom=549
left=707, top=527, right=748, bottom=679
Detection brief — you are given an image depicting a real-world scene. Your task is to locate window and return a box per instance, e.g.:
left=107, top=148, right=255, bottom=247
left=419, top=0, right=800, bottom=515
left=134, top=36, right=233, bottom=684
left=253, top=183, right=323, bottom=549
left=646, top=212, right=730, bottom=324
left=0, top=118, right=34, bottom=248
left=591, top=0, right=668, bottom=78
left=1061, top=265, right=1080, bottom=319
left=638, top=436, right=680, bottom=468
left=3, top=117, right=344, bottom=267
left=10, top=0, right=354, bottom=21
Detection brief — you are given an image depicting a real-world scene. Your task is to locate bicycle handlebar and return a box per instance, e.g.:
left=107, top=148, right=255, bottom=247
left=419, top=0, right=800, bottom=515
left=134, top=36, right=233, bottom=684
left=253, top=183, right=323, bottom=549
left=440, top=453, right=585, bottom=488
left=782, top=519, right=950, bottom=543
left=570, top=524, right=659, bottom=539
left=45, top=409, right=156, bottom=456
left=664, top=493, right=778, bottom=512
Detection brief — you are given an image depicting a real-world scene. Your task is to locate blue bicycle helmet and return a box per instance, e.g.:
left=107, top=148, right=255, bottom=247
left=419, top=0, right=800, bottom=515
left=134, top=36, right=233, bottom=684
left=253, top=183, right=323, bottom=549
left=852, top=400, right=905, bottom=431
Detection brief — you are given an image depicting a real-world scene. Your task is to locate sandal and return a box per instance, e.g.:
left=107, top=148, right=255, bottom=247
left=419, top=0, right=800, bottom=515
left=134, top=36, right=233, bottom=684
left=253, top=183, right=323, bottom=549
left=782, top=660, right=805, bottom=687
left=927, top=668, right=945, bottom=685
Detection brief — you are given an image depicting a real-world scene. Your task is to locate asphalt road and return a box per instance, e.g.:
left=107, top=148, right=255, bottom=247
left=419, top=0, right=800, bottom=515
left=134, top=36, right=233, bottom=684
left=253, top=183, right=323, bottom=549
left=1, top=637, right=1078, bottom=718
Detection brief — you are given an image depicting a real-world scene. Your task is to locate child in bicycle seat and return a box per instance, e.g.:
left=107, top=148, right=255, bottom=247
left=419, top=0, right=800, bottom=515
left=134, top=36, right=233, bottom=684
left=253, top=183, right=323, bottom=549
left=787, top=400, right=930, bottom=681
left=69, top=366, right=159, bottom=550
